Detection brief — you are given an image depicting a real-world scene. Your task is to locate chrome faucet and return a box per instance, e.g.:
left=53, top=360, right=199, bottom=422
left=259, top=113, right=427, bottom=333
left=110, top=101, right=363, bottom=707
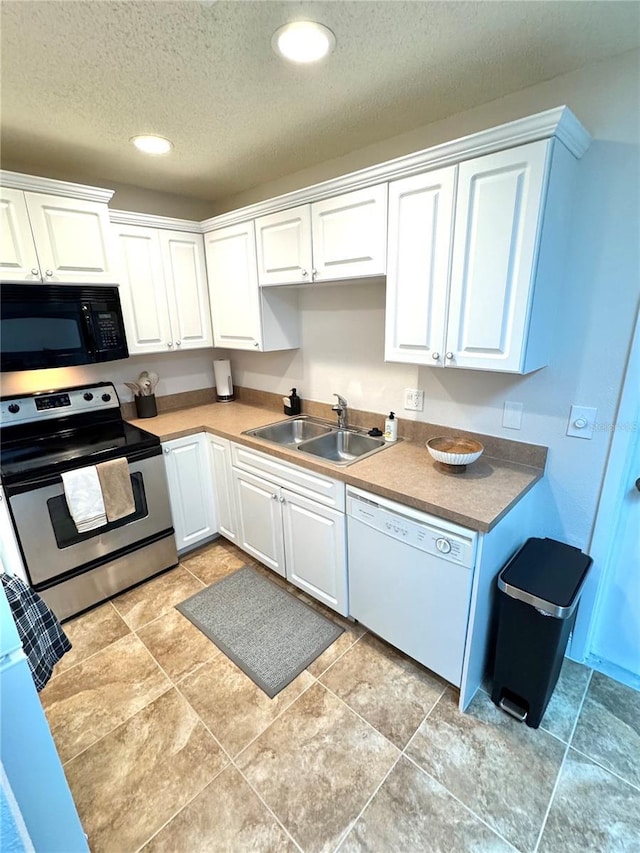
left=332, top=393, right=348, bottom=429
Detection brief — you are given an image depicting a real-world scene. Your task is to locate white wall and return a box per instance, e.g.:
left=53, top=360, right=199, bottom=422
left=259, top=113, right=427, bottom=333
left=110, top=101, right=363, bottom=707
left=0, top=350, right=217, bottom=407
left=216, top=50, right=640, bottom=552
left=3, top=51, right=637, bottom=561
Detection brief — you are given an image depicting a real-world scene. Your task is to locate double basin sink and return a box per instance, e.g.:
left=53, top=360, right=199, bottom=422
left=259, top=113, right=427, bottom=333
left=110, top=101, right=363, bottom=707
left=243, top=415, right=394, bottom=467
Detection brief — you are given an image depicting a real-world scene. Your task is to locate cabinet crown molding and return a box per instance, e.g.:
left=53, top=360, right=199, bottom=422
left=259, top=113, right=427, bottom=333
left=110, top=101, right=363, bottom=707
left=201, top=106, right=591, bottom=232
left=109, top=209, right=204, bottom=233
left=0, top=170, right=114, bottom=204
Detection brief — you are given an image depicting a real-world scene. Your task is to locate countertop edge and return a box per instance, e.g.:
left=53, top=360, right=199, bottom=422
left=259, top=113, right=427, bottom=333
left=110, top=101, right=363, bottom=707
left=130, top=405, right=545, bottom=534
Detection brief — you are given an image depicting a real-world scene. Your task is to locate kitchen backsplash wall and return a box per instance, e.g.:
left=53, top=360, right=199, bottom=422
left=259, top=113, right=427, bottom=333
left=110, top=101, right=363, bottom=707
left=215, top=50, right=640, bottom=554
left=0, top=349, right=217, bottom=408
left=2, top=52, right=636, bottom=568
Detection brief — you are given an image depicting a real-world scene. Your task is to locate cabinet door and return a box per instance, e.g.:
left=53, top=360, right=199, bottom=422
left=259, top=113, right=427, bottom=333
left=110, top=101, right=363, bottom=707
left=204, top=222, right=263, bottom=350
left=24, top=192, right=116, bottom=284
left=384, top=168, right=456, bottom=365
left=282, top=490, right=348, bottom=615
left=208, top=435, right=238, bottom=542
left=0, top=189, right=42, bottom=282
left=160, top=230, right=212, bottom=351
left=255, top=205, right=313, bottom=286
left=232, top=468, right=285, bottom=576
left=114, top=224, right=173, bottom=355
left=163, top=435, right=217, bottom=552
left=312, top=185, right=388, bottom=281
left=446, top=140, right=550, bottom=372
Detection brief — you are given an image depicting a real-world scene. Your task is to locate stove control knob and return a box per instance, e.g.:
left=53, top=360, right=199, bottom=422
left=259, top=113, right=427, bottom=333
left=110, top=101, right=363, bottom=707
left=7, top=403, right=20, bottom=414
left=83, top=392, right=94, bottom=401
left=101, top=393, right=111, bottom=402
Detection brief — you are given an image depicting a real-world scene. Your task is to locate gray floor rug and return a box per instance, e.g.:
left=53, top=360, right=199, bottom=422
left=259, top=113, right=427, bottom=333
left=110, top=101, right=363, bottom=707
left=176, top=566, right=344, bottom=698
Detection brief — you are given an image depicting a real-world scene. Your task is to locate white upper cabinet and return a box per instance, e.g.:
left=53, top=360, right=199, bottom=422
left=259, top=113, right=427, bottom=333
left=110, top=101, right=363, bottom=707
left=1, top=187, right=116, bottom=284
left=311, top=184, right=388, bottom=281
left=204, top=220, right=299, bottom=352
left=446, top=141, right=550, bottom=372
left=385, top=138, right=572, bottom=373
left=256, top=205, right=312, bottom=285
left=0, top=188, right=42, bottom=281
left=114, top=223, right=212, bottom=355
left=204, top=221, right=263, bottom=349
left=255, top=185, right=388, bottom=286
left=160, top=230, right=212, bottom=351
left=384, top=168, right=456, bottom=365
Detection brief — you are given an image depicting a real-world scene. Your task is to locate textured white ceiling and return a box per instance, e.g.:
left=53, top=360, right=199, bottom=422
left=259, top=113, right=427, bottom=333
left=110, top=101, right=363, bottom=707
left=1, top=1, right=639, bottom=203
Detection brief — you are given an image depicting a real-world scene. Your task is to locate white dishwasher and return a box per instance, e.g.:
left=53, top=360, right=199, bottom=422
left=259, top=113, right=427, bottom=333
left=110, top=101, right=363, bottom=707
left=347, top=486, right=478, bottom=686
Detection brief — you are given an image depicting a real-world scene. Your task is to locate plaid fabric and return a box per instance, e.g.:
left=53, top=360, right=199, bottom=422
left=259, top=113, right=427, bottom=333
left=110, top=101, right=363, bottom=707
left=1, top=574, right=72, bottom=692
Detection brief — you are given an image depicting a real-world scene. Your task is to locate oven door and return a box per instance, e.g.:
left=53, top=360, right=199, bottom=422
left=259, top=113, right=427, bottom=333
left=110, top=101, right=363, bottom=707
left=6, top=448, right=173, bottom=586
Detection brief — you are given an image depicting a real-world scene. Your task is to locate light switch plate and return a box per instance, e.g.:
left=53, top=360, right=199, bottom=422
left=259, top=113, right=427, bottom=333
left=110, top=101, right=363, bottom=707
left=567, top=405, right=597, bottom=439
left=503, top=401, right=523, bottom=430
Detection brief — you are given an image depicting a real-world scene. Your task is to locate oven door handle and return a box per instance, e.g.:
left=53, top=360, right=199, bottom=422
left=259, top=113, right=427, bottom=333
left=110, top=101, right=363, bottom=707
left=3, top=444, right=162, bottom=497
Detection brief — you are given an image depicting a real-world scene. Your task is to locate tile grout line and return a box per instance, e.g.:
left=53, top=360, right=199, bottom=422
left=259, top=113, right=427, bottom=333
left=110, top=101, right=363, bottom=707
left=61, top=631, right=175, bottom=768
left=531, top=668, right=594, bottom=853
left=401, top=752, right=521, bottom=852
left=318, top=681, right=403, bottom=755
left=171, top=678, right=308, bottom=853
left=128, top=640, right=237, bottom=852
left=567, top=744, right=640, bottom=793
left=399, top=686, right=526, bottom=849
left=230, top=761, right=305, bottom=853
left=332, top=753, right=403, bottom=853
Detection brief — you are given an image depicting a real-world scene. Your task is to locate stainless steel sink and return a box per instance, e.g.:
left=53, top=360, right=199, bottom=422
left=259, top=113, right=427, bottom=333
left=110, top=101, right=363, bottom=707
left=244, top=416, right=332, bottom=448
left=297, top=429, right=386, bottom=465
left=242, top=416, right=395, bottom=466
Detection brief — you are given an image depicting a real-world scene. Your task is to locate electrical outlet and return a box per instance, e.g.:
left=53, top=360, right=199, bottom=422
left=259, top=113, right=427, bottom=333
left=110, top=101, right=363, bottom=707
left=404, top=389, right=424, bottom=411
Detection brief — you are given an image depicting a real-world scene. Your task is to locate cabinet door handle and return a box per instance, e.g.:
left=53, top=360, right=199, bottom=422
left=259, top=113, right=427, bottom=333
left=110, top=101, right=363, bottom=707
left=175, top=340, right=181, bottom=347
left=312, top=268, right=318, bottom=279
left=432, top=352, right=440, bottom=360
left=279, top=496, right=285, bottom=503
left=30, top=267, right=39, bottom=276
left=446, top=352, right=454, bottom=360
left=167, top=342, right=173, bottom=348
left=164, top=447, right=170, bottom=454
left=301, top=269, right=308, bottom=278
left=253, top=342, right=259, bottom=348
left=271, top=493, right=278, bottom=500
left=45, top=269, right=53, bottom=277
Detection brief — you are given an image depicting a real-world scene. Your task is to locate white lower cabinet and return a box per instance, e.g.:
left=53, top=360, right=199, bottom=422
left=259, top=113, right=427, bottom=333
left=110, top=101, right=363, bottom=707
left=233, top=468, right=286, bottom=576
left=282, top=490, right=347, bottom=614
left=207, top=435, right=238, bottom=543
left=163, top=434, right=217, bottom=552
left=231, top=444, right=348, bottom=615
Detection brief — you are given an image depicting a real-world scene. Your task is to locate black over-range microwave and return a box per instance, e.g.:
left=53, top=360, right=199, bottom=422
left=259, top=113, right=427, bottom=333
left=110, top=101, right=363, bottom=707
left=0, top=284, right=129, bottom=372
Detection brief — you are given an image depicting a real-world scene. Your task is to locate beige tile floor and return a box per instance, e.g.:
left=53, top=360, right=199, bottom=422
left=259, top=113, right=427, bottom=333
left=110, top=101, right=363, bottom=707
left=40, top=539, right=640, bottom=853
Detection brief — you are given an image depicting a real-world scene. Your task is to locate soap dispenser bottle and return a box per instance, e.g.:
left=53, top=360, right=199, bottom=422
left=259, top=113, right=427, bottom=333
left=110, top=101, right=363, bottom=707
left=384, top=411, right=398, bottom=442
left=283, top=388, right=302, bottom=416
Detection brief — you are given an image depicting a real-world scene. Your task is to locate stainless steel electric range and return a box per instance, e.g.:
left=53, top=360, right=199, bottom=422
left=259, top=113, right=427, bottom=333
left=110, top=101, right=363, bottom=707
left=0, top=382, right=178, bottom=621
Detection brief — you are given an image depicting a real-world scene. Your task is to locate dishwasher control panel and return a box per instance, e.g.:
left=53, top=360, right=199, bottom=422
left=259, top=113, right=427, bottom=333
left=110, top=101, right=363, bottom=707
left=347, top=489, right=477, bottom=568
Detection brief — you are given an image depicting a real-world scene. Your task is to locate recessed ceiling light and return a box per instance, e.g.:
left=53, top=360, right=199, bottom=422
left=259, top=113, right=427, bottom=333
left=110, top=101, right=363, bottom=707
left=130, top=135, right=173, bottom=155
left=272, top=21, right=336, bottom=64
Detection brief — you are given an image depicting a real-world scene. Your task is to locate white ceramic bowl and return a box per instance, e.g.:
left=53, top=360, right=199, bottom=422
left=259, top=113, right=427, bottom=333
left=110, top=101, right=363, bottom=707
left=426, top=436, right=484, bottom=467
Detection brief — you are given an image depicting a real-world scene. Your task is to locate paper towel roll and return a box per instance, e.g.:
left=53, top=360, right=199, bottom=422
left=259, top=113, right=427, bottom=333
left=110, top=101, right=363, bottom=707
left=213, top=359, right=234, bottom=402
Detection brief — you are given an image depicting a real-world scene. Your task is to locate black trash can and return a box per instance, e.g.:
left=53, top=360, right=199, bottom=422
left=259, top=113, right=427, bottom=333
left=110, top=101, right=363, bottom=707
left=491, top=537, right=592, bottom=728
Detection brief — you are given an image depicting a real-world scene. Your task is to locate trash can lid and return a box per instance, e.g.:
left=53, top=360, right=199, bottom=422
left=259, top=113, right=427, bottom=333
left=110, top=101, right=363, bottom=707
left=498, top=537, right=592, bottom=618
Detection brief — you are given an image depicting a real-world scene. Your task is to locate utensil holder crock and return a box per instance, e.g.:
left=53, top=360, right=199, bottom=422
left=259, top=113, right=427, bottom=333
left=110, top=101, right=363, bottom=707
left=135, top=394, right=157, bottom=419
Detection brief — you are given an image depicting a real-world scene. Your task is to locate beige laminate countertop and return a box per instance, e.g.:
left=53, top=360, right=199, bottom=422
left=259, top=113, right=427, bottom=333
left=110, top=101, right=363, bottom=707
left=129, top=402, right=544, bottom=533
